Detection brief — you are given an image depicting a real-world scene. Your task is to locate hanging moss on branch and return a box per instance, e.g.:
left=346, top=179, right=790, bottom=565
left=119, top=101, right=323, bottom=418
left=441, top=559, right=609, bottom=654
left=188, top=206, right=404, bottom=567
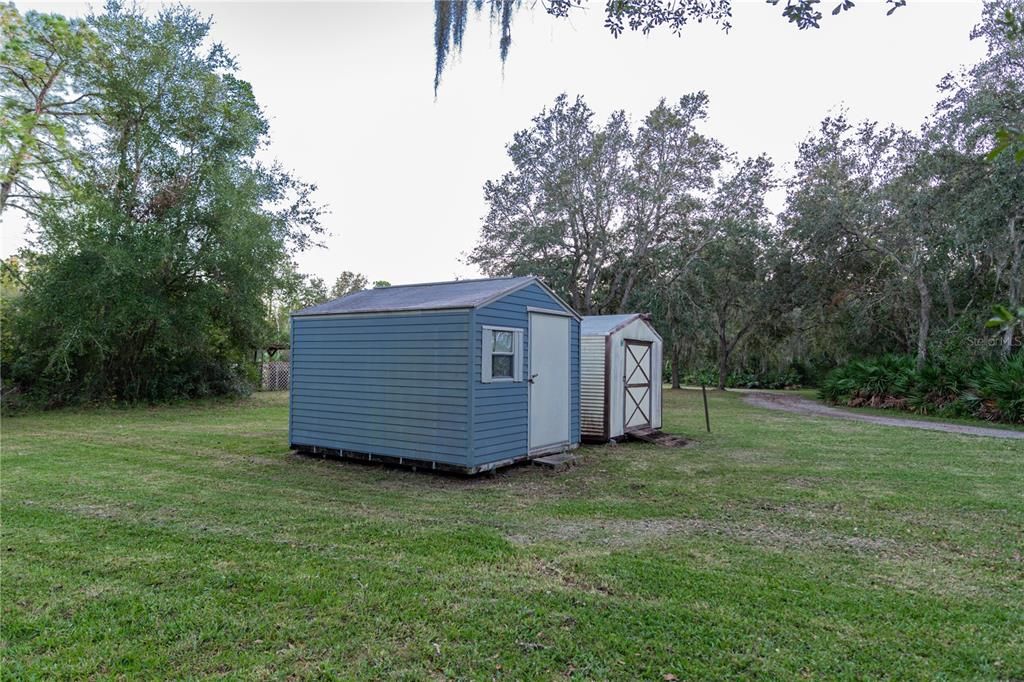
left=431, top=0, right=908, bottom=91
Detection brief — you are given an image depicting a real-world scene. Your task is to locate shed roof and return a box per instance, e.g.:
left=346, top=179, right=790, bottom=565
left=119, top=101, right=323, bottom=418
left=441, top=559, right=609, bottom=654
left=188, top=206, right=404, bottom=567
left=293, top=276, right=573, bottom=317
left=581, top=314, right=648, bottom=336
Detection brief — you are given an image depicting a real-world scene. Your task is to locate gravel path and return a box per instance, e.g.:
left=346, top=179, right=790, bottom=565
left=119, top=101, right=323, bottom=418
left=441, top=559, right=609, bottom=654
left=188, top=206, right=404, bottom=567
left=744, top=392, right=1024, bottom=440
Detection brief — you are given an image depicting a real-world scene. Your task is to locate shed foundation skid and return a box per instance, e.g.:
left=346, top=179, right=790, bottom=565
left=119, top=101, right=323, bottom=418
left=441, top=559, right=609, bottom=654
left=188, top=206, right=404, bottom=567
left=293, top=443, right=579, bottom=475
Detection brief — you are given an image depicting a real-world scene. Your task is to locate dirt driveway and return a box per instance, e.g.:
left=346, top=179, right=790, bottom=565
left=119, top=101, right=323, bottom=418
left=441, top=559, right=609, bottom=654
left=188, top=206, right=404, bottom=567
left=744, top=391, right=1024, bottom=440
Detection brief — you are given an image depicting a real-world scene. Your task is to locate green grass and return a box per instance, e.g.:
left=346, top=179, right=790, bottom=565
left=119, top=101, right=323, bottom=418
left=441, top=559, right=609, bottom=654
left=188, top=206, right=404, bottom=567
left=3, top=390, right=1023, bottom=679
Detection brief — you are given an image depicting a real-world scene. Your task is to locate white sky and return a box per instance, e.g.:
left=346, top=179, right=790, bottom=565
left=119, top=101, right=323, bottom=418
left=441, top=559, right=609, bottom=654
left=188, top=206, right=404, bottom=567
left=2, top=0, right=987, bottom=285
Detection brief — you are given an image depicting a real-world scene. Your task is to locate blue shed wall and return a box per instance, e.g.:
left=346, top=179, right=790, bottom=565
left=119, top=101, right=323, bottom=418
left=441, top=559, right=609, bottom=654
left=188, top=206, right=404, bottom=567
left=289, top=310, right=472, bottom=465
left=471, top=282, right=580, bottom=467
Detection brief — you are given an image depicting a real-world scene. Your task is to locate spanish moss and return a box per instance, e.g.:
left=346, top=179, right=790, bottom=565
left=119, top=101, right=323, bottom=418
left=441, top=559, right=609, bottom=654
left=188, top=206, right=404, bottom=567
left=431, top=0, right=906, bottom=93
left=433, top=0, right=518, bottom=94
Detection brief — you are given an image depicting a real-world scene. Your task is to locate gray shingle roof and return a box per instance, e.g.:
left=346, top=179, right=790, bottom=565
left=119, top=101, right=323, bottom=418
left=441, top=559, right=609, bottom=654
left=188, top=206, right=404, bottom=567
left=581, top=314, right=644, bottom=336
left=292, top=276, right=539, bottom=317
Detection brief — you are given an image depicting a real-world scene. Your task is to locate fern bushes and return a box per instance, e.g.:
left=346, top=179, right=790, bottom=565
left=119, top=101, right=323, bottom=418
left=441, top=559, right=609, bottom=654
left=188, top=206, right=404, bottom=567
left=819, top=354, right=1024, bottom=424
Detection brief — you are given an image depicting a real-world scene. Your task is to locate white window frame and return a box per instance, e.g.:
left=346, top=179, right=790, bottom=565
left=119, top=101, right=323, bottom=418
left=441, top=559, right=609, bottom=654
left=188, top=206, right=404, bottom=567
left=481, top=325, right=524, bottom=383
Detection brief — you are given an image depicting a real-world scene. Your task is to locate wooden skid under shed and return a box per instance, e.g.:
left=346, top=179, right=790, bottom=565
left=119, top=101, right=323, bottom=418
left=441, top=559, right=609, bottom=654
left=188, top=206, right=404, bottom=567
left=625, top=427, right=690, bottom=447
left=292, top=443, right=579, bottom=475
left=532, top=452, right=579, bottom=471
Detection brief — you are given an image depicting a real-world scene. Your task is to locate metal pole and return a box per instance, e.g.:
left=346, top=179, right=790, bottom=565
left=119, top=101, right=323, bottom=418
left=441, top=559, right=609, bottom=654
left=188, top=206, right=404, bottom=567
left=701, top=383, right=711, bottom=433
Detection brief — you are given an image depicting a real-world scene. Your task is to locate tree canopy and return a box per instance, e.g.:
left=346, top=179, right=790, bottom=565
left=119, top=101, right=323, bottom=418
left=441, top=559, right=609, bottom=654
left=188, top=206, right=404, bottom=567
left=0, top=5, right=98, bottom=215
left=1, top=2, right=324, bottom=405
left=469, top=2, right=1023, bottom=389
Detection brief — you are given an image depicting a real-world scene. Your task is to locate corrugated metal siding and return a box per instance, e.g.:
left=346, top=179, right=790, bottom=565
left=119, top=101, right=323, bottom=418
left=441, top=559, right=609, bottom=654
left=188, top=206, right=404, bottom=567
left=571, top=318, right=580, bottom=443
left=472, top=282, right=580, bottom=466
left=289, top=310, right=471, bottom=465
left=580, top=336, right=606, bottom=437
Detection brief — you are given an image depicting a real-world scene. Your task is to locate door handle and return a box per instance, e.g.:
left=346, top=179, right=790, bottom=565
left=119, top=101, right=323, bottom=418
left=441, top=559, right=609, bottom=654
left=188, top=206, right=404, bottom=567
left=528, top=373, right=539, bottom=384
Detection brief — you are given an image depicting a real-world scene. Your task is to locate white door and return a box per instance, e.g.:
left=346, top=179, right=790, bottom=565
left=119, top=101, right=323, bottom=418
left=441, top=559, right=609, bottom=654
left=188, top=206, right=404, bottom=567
left=624, top=341, right=652, bottom=430
left=529, top=313, right=570, bottom=453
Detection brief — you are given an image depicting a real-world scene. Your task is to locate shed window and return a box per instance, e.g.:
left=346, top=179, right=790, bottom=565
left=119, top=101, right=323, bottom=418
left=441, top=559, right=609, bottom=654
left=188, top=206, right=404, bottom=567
left=482, top=326, right=523, bottom=383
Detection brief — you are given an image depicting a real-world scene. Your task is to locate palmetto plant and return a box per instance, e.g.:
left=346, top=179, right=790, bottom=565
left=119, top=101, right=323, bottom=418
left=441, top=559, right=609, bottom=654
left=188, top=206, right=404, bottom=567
left=987, top=304, right=1024, bottom=354
left=820, top=353, right=1024, bottom=423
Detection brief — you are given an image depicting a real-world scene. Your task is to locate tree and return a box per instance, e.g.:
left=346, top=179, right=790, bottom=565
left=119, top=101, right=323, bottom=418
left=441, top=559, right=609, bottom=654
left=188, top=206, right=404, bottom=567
left=685, top=155, right=780, bottom=389
left=461, top=1, right=1014, bottom=389
left=610, top=94, right=725, bottom=312
left=469, top=94, right=629, bottom=313
left=0, top=5, right=98, bottom=215
left=985, top=4, right=1024, bottom=161
left=0, top=253, right=29, bottom=377
left=330, top=271, right=368, bottom=299
left=469, top=92, right=721, bottom=315
left=934, top=0, right=1024, bottom=354
left=372, top=280, right=392, bottom=288
left=4, top=3, right=324, bottom=404
left=783, top=117, right=950, bottom=371
left=265, top=263, right=331, bottom=343
left=431, top=0, right=907, bottom=91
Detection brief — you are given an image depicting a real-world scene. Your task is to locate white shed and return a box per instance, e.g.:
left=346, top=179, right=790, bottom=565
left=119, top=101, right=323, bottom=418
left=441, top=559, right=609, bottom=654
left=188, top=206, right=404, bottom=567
left=580, top=314, right=663, bottom=442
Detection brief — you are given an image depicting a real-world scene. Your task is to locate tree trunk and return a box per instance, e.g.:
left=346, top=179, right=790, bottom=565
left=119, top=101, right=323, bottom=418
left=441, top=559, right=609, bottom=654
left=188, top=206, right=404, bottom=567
left=915, top=274, right=931, bottom=372
left=670, top=343, right=681, bottom=390
left=717, top=315, right=729, bottom=390
left=1, top=139, right=30, bottom=216
left=941, top=278, right=956, bottom=319
left=2, top=67, right=64, bottom=216
left=1003, top=215, right=1022, bottom=357
left=0, top=177, right=12, bottom=215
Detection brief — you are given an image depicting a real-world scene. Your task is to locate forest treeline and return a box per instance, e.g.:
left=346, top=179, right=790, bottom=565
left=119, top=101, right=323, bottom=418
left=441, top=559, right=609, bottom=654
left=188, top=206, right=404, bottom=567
left=467, top=1, right=1023, bottom=421
left=1, top=1, right=1020, bottom=421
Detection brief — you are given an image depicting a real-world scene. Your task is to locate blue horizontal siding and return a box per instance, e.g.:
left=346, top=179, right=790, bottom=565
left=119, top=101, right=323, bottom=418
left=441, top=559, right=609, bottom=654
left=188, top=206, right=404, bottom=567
left=291, top=417, right=467, bottom=443
left=294, top=381, right=468, bottom=399
left=294, top=311, right=469, bottom=328
left=291, top=396, right=466, bottom=415
left=292, top=374, right=468, bottom=389
left=289, top=310, right=471, bottom=465
left=292, top=388, right=466, bottom=408
left=475, top=405, right=527, bottom=418
left=293, top=365, right=469, bottom=377
left=289, top=344, right=466, bottom=356
left=470, top=282, right=580, bottom=467
left=292, top=330, right=468, bottom=341
left=292, top=407, right=466, bottom=431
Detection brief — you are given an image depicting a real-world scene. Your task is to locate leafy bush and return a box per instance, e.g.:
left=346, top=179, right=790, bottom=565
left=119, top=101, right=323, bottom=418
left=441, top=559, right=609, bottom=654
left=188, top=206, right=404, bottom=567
left=819, top=353, right=1024, bottom=424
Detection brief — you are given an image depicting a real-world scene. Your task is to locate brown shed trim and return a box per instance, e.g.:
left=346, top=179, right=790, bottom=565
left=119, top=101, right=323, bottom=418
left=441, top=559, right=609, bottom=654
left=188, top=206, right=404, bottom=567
left=623, top=339, right=654, bottom=432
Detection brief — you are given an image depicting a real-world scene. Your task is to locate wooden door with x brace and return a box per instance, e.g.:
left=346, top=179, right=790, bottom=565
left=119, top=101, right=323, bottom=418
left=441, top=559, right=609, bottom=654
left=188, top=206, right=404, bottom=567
left=623, top=340, right=653, bottom=430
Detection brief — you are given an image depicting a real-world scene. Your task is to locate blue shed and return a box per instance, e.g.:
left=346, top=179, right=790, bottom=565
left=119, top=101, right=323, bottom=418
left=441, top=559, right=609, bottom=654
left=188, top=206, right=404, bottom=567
left=289, top=276, right=581, bottom=473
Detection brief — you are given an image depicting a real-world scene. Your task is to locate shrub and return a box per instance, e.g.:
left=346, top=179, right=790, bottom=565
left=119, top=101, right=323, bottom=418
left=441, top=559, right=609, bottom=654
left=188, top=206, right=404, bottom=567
left=819, top=353, right=1024, bottom=424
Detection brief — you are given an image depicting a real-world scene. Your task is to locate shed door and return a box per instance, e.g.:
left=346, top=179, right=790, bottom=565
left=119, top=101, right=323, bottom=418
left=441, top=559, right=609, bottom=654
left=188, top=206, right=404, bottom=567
left=529, top=313, right=570, bottom=454
left=624, top=340, right=652, bottom=430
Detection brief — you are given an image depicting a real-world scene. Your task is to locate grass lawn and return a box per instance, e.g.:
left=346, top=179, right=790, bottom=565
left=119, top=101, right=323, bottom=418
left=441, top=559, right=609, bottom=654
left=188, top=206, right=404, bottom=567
left=3, top=390, right=1022, bottom=680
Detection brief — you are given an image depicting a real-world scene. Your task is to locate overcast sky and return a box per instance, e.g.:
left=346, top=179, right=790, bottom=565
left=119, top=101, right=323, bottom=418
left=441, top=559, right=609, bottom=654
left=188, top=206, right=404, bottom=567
left=3, top=0, right=987, bottom=285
